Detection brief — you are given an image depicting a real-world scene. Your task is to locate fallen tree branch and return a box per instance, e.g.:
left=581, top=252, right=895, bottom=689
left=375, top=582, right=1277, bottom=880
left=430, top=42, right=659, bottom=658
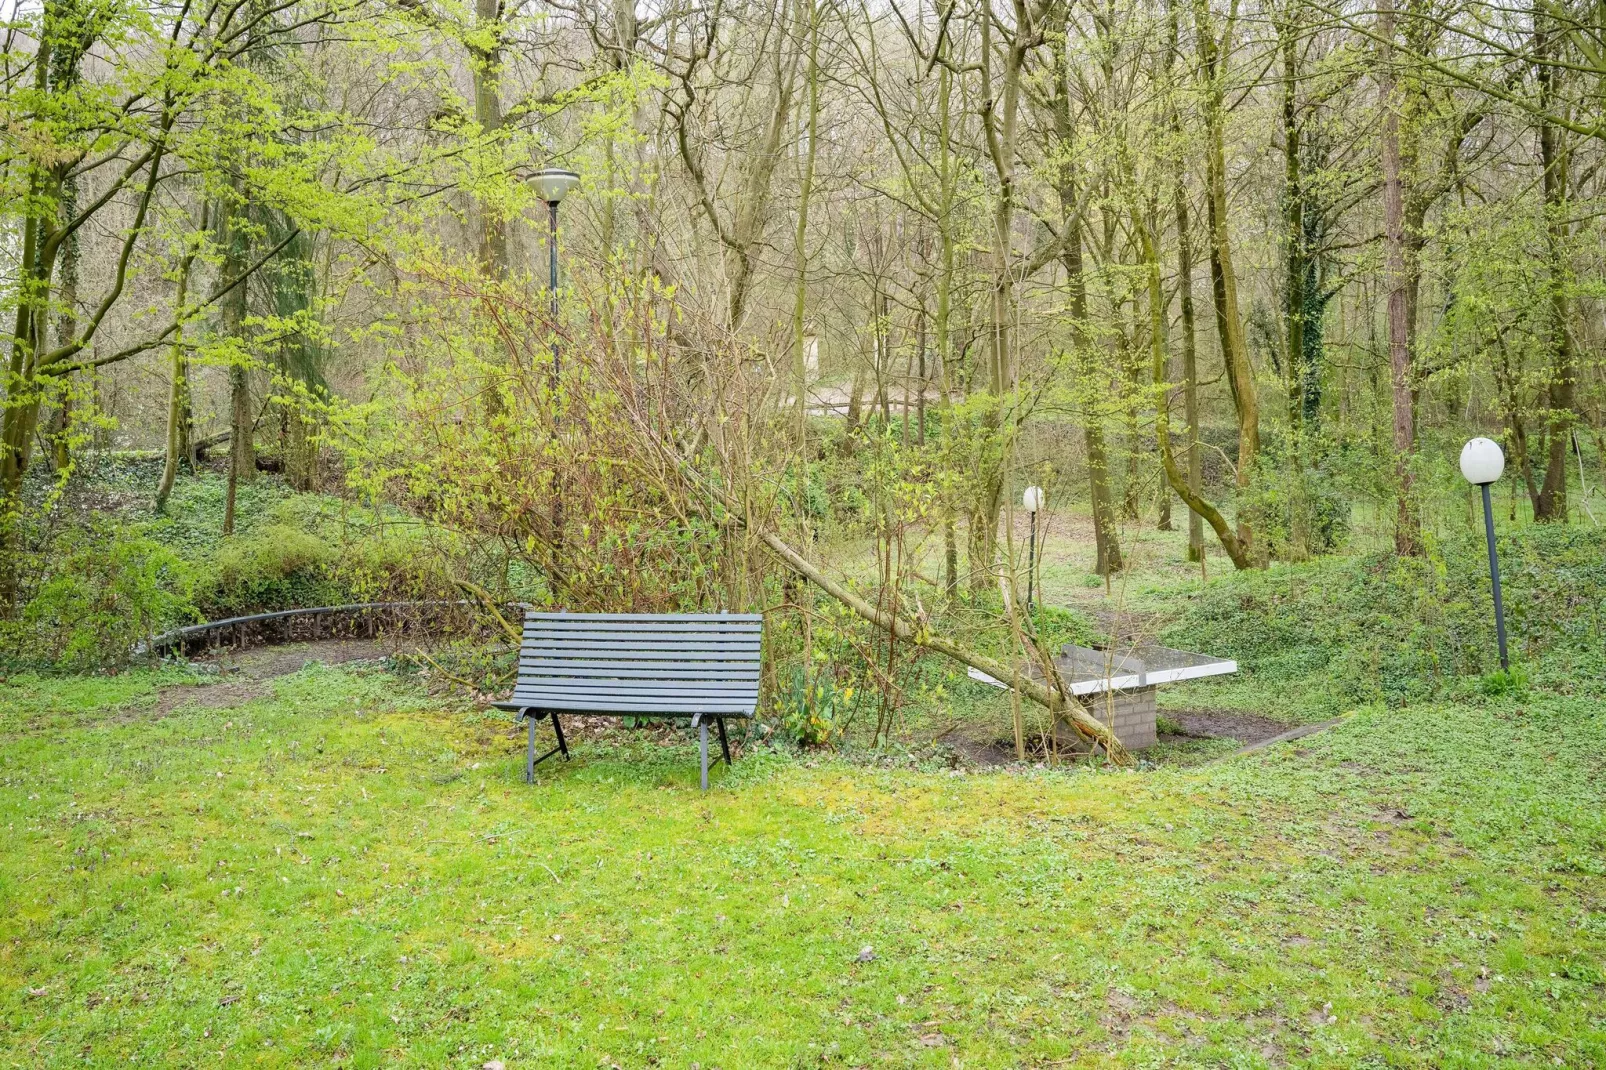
left=747, top=523, right=1130, bottom=764
left=621, top=397, right=1131, bottom=764
left=452, top=578, right=523, bottom=645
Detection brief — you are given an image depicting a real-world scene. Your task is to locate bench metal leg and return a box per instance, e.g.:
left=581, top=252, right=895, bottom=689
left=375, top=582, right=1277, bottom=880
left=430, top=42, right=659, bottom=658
left=699, top=720, right=710, bottom=792
left=716, top=716, right=731, bottom=766
left=526, top=714, right=538, bottom=782
left=550, top=712, right=570, bottom=760
left=522, top=710, right=570, bottom=783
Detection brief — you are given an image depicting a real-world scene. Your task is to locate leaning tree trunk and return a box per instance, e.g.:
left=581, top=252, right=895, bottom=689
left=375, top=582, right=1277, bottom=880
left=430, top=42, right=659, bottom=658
left=1192, top=0, right=1260, bottom=557
left=1135, top=202, right=1253, bottom=571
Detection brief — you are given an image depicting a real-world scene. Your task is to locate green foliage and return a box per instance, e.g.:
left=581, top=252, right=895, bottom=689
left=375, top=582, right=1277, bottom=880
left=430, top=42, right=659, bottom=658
left=1238, top=446, right=1352, bottom=559
left=3, top=463, right=464, bottom=669
left=773, top=665, right=854, bottom=746
left=195, top=524, right=344, bottom=616
left=1164, top=525, right=1606, bottom=715
left=2, top=525, right=194, bottom=670
left=1477, top=665, right=1529, bottom=698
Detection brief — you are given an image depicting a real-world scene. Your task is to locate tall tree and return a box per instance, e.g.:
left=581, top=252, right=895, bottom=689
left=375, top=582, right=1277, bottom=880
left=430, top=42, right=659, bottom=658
left=1379, top=0, right=1419, bottom=554
left=1191, top=0, right=1260, bottom=555
left=1533, top=0, right=1576, bottom=521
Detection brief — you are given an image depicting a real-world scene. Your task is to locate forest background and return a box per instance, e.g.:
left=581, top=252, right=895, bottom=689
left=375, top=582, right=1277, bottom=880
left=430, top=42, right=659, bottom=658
left=2, top=0, right=1604, bottom=722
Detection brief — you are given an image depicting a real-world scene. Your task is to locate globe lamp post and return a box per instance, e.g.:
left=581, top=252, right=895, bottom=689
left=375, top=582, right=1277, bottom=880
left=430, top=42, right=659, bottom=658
left=1460, top=437, right=1509, bottom=671
left=1023, top=485, right=1044, bottom=612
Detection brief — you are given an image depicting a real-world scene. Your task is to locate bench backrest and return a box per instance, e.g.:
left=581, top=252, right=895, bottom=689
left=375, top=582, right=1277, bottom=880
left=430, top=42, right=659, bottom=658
left=512, top=612, right=763, bottom=717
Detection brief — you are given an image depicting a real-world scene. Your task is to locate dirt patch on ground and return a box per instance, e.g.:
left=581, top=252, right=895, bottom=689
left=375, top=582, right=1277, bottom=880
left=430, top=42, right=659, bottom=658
left=150, top=681, right=265, bottom=719
left=1160, top=710, right=1293, bottom=748
left=148, top=638, right=393, bottom=719
left=203, top=638, right=392, bottom=680
left=944, top=734, right=1021, bottom=769
left=941, top=708, right=1295, bottom=768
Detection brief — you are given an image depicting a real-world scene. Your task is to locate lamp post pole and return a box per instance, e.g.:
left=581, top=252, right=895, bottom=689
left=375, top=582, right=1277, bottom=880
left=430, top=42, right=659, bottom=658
left=1461, top=437, right=1509, bottom=672
left=548, top=198, right=560, bottom=377
left=1479, top=482, right=1509, bottom=671
left=1028, top=512, right=1036, bottom=611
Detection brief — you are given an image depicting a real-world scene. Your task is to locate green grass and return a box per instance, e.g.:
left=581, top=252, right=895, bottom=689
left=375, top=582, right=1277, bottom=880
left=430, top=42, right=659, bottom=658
left=2, top=661, right=1603, bottom=1067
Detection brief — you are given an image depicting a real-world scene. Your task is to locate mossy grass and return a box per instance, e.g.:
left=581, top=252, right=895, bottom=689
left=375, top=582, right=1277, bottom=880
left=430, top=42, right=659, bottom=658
left=1, top=662, right=1602, bottom=1066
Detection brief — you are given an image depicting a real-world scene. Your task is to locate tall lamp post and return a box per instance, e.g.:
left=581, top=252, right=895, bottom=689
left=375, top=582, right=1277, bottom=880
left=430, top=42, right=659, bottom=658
left=1023, top=485, right=1044, bottom=612
left=531, top=167, right=580, bottom=598
left=1460, top=437, right=1509, bottom=671
left=530, top=168, right=581, bottom=374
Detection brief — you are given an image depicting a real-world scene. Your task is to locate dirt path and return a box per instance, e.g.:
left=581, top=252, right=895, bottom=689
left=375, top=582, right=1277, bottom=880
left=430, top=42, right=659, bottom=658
left=1162, top=709, right=1291, bottom=746
left=151, top=638, right=391, bottom=718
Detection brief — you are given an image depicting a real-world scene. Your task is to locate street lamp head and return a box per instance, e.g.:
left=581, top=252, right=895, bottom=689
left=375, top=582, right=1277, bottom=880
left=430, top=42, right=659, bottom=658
left=1023, top=485, right=1044, bottom=513
left=531, top=167, right=581, bottom=205
left=1460, top=437, right=1505, bottom=486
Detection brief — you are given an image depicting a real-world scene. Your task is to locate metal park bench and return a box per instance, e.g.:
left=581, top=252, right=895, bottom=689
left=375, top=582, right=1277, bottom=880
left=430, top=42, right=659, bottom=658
left=493, top=612, right=763, bottom=790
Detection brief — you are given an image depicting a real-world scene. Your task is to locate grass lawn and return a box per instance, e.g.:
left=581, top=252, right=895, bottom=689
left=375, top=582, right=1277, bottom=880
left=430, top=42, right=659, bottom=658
left=1, top=655, right=1603, bottom=1068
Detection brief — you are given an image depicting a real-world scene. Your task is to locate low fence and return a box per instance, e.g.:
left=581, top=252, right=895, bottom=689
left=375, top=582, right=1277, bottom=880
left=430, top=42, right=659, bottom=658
left=140, top=600, right=513, bottom=660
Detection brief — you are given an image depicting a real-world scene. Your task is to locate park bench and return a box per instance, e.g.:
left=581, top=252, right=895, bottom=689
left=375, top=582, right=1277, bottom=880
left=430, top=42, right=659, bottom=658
left=494, top=612, right=763, bottom=790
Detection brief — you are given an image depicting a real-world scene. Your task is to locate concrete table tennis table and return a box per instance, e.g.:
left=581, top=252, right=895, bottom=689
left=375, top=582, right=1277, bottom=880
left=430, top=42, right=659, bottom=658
left=968, top=642, right=1237, bottom=749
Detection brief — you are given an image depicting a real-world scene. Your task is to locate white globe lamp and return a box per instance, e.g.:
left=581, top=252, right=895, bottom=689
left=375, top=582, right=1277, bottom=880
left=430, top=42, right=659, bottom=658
left=1459, top=437, right=1505, bottom=487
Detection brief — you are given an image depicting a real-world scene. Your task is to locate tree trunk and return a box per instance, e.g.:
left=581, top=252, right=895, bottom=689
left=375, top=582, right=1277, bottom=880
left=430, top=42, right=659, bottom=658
left=471, top=0, right=508, bottom=276
left=1, top=26, right=65, bottom=607
left=1534, top=8, right=1574, bottom=522
left=220, top=195, right=253, bottom=536
left=1282, top=19, right=1306, bottom=451
left=1379, top=0, right=1419, bottom=554
left=1047, top=12, right=1122, bottom=573
left=44, top=174, right=81, bottom=473
left=157, top=206, right=207, bottom=513
left=1175, top=160, right=1204, bottom=562
left=791, top=0, right=819, bottom=460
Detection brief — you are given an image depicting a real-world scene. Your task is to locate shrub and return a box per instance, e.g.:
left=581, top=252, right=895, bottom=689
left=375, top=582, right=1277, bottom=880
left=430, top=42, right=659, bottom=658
left=1239, top=460, right=1352, bottom=559
left=195, top=524, right=343, bottom=617
left=773, top=666, right=853, bottom=747
left=192, top=523, right=454, bottom=618
left=4, top=527, right=194, bottom=669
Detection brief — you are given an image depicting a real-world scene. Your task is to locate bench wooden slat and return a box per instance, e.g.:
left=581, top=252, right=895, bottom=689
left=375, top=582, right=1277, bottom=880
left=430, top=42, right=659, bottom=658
left=522, top=613, right=762, bottom=623
left=513, top=674, right=757, bottom=688
left=503, top=698, right=754, bottom=713
left=520, top=616, right=758, bottom=626
left=509, top=700, right=755, bottom=713
left=520, top=642, right=758, bottom=658
left=517, top=661, right=758, bottom=678
left=523, top=635, right=759, bottom=644
left=507, top=684, right=757, bottom=696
